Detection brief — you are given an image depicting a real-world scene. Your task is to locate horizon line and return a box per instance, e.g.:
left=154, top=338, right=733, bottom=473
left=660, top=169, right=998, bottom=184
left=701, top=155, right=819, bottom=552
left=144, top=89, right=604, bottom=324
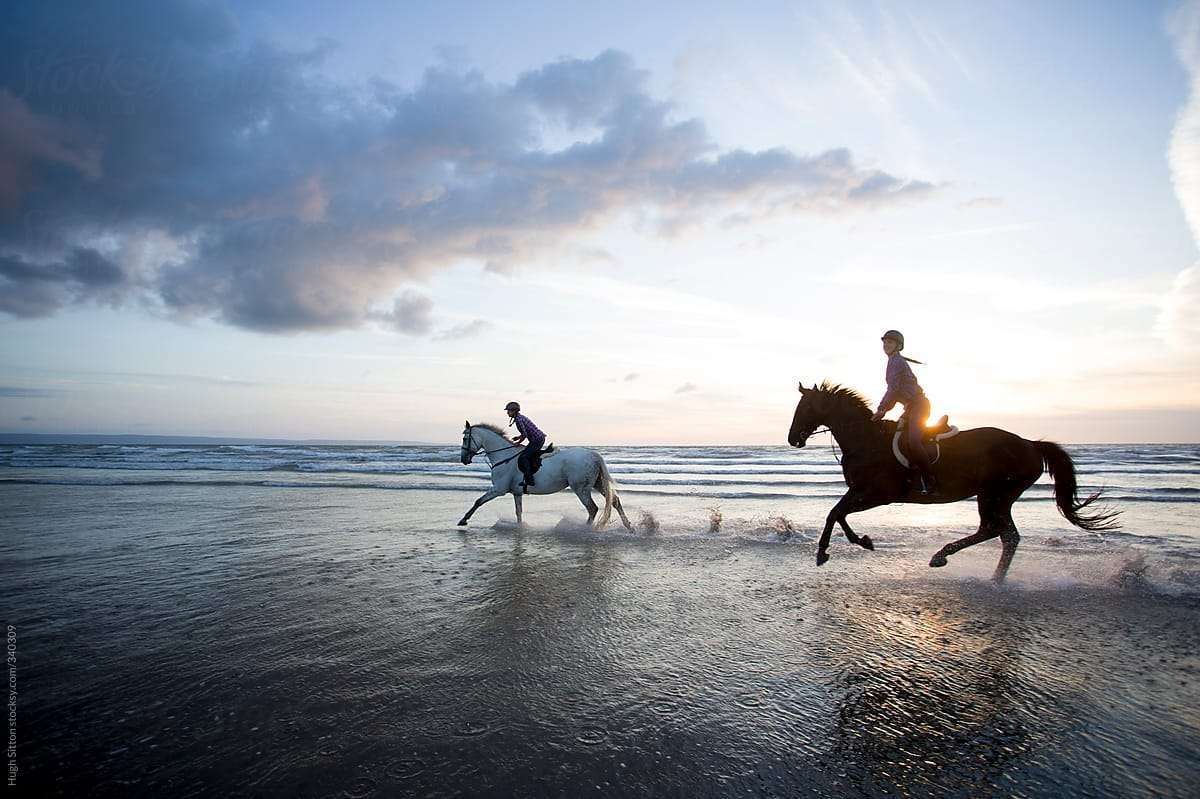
left=1, top=432, right=1196, bottom=447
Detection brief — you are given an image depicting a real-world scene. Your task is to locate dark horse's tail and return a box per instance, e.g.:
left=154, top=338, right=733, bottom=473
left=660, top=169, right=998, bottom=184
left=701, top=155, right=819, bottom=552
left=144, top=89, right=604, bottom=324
left=1035, top=441, right=1121, bottom=532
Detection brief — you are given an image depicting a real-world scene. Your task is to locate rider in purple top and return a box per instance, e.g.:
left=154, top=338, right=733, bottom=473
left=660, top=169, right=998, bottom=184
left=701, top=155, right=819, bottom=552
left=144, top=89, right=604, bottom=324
left=870, top=330, right=938, bottom=495
left=505, top=401, right=546, bottom=491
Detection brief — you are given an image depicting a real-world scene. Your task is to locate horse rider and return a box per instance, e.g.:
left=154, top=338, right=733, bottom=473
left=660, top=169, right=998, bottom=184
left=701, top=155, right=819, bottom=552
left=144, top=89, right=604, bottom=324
left=870, top=330, right=938, bottom=494
left=505, top=401, right=547, bottom=492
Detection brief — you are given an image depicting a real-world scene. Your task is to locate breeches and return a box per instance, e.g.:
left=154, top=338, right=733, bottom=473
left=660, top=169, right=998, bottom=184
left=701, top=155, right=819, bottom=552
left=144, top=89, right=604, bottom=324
left=901, top=396, right=932, bottom=470
left=518, top=439, right=545, bottom=475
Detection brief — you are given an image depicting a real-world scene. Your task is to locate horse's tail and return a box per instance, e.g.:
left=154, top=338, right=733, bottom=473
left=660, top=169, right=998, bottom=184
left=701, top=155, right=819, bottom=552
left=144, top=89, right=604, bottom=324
left=594, top=454, right=615, bottom=528
left=1035, top=441, right=1121, bottom=532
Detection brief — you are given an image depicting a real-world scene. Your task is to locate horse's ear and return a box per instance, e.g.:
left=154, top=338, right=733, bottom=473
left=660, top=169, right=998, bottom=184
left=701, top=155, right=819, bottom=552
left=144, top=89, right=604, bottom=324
left=798, top=382, right=809, bottom=394
left=464, top=420, right=470, bottom=429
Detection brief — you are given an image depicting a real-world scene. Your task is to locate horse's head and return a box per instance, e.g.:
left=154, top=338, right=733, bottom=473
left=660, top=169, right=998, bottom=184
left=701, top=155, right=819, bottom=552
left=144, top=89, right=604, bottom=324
left=788, top=382, right=828, bottom=448
left=461, top=421, right=481, bottom=465
left=789, top=381, right=875, bottom=447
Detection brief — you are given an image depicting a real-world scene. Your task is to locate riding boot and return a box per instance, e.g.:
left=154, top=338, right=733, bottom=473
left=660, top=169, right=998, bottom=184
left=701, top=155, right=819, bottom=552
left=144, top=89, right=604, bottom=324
left=519, top=464, right=535, bottom=492
left=918, top=467, right=938, bottom=495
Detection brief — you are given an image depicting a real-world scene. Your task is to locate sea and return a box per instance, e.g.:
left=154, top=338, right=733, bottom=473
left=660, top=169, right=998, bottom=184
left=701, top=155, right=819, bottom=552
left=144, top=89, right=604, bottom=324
left=3, top=442, right=1199, bottom=796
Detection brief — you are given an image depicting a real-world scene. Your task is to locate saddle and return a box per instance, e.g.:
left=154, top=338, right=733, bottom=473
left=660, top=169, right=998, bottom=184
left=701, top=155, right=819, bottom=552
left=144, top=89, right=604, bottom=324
left=892, top=415, right=958, bottom=469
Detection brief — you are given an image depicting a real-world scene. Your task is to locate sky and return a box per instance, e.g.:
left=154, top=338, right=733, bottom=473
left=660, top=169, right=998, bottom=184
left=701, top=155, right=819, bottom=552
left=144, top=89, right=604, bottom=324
left=1, top=0, right=1198, bottom=445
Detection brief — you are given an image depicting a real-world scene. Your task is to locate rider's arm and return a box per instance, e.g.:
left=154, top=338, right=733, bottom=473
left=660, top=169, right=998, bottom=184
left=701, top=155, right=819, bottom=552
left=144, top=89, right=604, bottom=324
left=876, top=358, right=901, bottom=415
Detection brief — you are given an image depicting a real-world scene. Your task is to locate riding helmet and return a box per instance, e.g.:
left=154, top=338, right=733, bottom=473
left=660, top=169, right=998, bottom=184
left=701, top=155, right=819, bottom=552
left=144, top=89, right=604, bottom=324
left=881, top=330, right=905, bottom=350
left=504, top=401, right=521, bottom=412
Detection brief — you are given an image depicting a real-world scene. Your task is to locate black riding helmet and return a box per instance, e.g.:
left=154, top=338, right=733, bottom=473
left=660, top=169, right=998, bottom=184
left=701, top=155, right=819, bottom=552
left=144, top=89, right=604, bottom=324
left=881, top=330, right=905, bottom=351
left=504, top=401, right=521, bottom=413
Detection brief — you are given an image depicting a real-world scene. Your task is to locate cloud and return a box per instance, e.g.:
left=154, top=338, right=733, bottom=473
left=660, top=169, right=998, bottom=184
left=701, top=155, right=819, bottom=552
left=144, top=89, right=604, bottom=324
left=674, top=382, right=697, bottom=394
left=380, top=292, right=434, bottom=335
left=0, top=89, right=102, bottom=209
left=1168, top=1, right=1200, bottom=240
left=0, top=247, right=129, bottom=318
left=1156, top=263, right=1200, bottom=350
left=1157, top=1, right=1200, bottom=352
left=623, top=372, right=639, bottom=381
left=435, top=319, right=491, bottom=340
left=19, top=415, right=35, bottom=422
left=958, top=196, right=1003, bottom=210
left=0, top=1, right=937, bottom=333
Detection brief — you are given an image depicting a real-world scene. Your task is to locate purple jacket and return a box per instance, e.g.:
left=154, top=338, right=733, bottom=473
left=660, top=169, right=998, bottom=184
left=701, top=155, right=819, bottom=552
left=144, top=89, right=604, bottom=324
left=877, top=353, right=924, bottom=414
left=513, top=413, right=545, bottom=447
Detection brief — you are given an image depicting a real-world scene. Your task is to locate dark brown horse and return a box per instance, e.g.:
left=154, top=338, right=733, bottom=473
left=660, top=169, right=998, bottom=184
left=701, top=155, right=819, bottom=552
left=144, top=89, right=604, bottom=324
left=788, top=381, right=1119, bottom=581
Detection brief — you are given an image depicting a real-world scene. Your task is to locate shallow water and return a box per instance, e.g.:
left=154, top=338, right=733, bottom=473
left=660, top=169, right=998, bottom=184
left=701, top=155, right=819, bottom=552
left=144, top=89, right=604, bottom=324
left=4, top=445, right=1200, bottom=796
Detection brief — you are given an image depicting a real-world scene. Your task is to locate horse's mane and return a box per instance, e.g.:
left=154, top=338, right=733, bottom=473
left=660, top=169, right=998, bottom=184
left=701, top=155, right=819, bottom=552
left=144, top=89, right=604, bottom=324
left=472, top=422, right=510, bottom=437
left=816, top=381, right=873, bottom=415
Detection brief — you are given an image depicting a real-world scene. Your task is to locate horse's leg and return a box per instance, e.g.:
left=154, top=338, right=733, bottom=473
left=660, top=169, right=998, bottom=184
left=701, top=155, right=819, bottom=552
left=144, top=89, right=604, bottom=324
left=573, top=486, right=599, bottom=526
left=513, top=492, right=523, bottom=526
left=929, top=493, right=1004, bottom=567
left=611, top=493, right=633, bottom=530
left=928, top=524, right=999, bottom=567
left=838, top=517, right=874, bottom=551
left=817, top=492, right=880, bottom=566
left=993, top=506, right=1020, bottom=583
left=457, top=489, right=504, bottom=526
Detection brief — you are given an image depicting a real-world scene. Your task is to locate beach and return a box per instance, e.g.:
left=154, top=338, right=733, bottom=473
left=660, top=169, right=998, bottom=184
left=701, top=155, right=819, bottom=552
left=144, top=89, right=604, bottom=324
left=3, top=444, right=1200, bottom=797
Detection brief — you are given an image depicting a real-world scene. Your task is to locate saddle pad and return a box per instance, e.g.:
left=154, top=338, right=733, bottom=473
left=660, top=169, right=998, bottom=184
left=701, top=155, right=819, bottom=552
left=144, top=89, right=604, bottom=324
left=892, top=427, right=959, bottom=468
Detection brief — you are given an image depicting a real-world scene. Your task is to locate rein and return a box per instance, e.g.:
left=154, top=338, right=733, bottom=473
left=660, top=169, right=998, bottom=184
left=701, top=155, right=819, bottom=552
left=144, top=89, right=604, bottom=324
left=488, top=452, right=520, bottom=469
left=806, top=427, right=842, bottom=465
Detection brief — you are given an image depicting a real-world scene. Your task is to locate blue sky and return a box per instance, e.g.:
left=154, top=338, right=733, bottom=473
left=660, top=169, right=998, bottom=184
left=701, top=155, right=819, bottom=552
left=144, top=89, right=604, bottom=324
left=1, top=0, right=1197, bottom=443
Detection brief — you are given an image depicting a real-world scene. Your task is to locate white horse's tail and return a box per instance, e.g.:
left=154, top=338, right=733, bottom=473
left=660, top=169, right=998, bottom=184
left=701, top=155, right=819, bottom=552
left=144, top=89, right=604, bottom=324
left=594, top=455, right=615, bottom=528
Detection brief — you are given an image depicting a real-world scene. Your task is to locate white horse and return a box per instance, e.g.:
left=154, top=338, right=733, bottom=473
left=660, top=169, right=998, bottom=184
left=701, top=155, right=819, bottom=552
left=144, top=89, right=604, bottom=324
left=458, top=421, right=633, bottom=529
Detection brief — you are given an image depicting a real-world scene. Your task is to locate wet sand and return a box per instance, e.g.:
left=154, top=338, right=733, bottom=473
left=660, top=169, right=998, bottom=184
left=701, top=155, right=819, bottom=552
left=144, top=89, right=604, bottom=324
left=5, top=482, right=1200, bottom=797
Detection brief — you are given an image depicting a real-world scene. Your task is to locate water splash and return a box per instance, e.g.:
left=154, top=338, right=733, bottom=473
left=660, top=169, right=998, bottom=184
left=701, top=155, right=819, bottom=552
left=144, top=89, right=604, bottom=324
left=764, top=514, right=800, bottom=540
left=638, top=510, right=660, bottom=534
left=707, top=505, right=722, bottom=534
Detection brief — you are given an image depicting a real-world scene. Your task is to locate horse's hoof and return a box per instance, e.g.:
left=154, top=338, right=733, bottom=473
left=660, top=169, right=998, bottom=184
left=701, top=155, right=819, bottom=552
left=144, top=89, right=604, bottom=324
left=859, top=535, right=874, bottom=551
left=816, top=551, right=829, bottom=566
left=929, top=554, right=948, bottom=568
left=457, top=520, right=468, bottom=527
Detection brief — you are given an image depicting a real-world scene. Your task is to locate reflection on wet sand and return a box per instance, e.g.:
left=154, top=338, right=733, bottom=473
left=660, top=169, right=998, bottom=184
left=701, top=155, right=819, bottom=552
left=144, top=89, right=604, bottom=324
left=816, top=589, right=1039, bottom=795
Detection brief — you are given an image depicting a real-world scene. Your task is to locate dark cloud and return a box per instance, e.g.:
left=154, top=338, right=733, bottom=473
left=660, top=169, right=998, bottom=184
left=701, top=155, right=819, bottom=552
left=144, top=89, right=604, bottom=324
left=623, top=372, right=639, bottom=382
left=675, top=382, right=697, bottom=394
left=380, top=292, right=434, bottom=335
left=0, top=245, right=129, bottom=317
left=20, top=415, right=36, bottom=422
left=0, top=1, right=938, bottom=333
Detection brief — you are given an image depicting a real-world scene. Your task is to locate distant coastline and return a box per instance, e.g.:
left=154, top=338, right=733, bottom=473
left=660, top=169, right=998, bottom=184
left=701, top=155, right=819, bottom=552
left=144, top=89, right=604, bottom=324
left=0, top=433, right=436, bottom=446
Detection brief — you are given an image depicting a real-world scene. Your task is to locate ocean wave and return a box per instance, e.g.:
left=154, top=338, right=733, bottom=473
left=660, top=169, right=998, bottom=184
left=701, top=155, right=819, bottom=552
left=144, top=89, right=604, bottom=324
left=0, top=475, right=1195, bottom=501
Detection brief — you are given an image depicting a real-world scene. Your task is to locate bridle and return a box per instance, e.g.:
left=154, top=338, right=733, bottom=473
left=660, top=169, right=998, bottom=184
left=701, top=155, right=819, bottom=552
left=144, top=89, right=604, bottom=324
left=462, top=426, right=522, bottom=470
left=793, top=422, right=842, bottom=465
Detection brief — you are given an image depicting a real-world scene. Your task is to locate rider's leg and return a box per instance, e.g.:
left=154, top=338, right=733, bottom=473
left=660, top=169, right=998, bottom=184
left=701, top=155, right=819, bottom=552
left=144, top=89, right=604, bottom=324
left=524, top=438, right=544, bottom=486
left=517, top=450, right=533, bottom=492
left=907, top=396, right=936, bottom=493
